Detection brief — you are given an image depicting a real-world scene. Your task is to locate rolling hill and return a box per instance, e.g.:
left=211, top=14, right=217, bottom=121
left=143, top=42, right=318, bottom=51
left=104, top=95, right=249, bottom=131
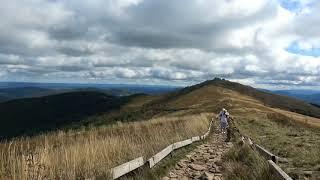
left=0, top=95, right=10, bottom=102
left=0, top=83, right=180, bottom=103
left=273, top=89, right=320, bottom=106
left=201, top=79, right=320, bottom=118
left=0, top=91, right=138, bottom=138
left=141, top=78, right=320, bottom=118
left=0, top=87, right=70, bottom=102
left=0, top=78, right=319, bottom=179
left=1, top=78, right=320, bottom=139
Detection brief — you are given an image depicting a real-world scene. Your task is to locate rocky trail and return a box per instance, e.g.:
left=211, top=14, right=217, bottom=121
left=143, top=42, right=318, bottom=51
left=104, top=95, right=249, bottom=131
left=163, top=125, right=233, bottom=180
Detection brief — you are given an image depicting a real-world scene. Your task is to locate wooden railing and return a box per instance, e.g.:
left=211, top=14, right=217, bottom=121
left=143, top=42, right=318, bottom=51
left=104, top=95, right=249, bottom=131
left=110, top=120, right=213, bottom=179
left=242, top=137, right=293, bottom=180
left=91, top=118, right=293, bottom=180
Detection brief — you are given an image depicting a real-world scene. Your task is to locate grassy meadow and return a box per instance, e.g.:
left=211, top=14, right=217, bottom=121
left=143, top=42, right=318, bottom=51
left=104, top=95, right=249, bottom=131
left=232, top=107, right=320, bottom=179
left=0, top=114, right=210, bottom=180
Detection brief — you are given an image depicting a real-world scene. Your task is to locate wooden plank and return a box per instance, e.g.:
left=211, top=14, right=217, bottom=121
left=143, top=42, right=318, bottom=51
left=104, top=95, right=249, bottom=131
left=148, top=144, right=173, bottom=168
left=268, top=160, right=292, bottom=180
left=255, top=144, right=278, bottom=163
left=94, top=120, right=215, bottom=179
left=111, top=157, right=144, bottom=179
left=191, top=136, right=200, bottom=142
left=173, top=139, right=192, bottom=149
left=204, top=131, right=210, bottom=138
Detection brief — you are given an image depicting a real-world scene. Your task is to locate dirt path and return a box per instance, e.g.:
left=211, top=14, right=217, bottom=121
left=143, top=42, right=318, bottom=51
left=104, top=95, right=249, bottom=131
left=163, top=127, right=233, bottom=180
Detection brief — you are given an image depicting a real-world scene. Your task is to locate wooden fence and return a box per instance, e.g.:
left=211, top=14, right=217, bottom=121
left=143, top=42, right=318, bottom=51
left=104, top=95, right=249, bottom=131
left=94, top=118, right=292, bottom=180
left=242, top=136, right=293, bottom=180
left=109, top=120, right=213, bottom=179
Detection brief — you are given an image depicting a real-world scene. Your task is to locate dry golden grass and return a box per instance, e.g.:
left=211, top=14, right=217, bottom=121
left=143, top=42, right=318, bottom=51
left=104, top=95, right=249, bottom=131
left=0, top=113, right=210, bottom=180
left=232, top=107, right=320, bottom=179
left=271, top=108, right=320, bottom=128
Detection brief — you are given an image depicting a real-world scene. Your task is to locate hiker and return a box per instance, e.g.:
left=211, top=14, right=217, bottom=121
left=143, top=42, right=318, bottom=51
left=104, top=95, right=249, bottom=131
left=217, top=108, right=229, bottom=134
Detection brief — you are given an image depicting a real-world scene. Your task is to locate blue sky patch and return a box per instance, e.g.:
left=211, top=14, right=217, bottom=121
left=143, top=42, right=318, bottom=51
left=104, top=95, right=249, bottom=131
left=286, top=41, right=320, bottom=57
left=279, top=0, right=302, bottom=12
left=278, top=0, right=315, bottom=12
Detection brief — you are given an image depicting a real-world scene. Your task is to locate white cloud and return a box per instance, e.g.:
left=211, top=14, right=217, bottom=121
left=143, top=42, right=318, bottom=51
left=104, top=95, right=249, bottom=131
left=0, top=0, right=319, bottom=88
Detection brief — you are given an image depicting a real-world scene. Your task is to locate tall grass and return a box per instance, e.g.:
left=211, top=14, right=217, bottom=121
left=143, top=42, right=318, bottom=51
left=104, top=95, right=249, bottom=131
left=0, top=114, right=210, bottom=180
left=233, top=108, right=320, bottom=179
left=223, top=142, right=274, bottom=180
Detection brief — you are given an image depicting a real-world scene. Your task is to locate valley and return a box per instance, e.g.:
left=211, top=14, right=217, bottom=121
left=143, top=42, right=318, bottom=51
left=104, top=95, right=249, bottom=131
left=0, top=78, right=319, bottom=179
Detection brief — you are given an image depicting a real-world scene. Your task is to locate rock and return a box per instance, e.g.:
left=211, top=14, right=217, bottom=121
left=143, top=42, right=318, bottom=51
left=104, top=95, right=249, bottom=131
left=192, top=171, right=202, bottom=178
left=189, top=164, right=206, bottom=171
left=214, top=166, right=222, bottom=173
left=175, top=170, right=184, bottom=176
left=169, top=172, right=178, bottom=178
left=177, top=162, right=186, bottom=167
left=162, top=177, right=170, bottom=180
left=163, top=132, right=233, bottom=179
left=200, top=172, right=214, bottom=180
left=209, top=165, right=221, bottom=173
left=215, top=161, right=222, bottom=166
left=203, top=155, right=210, bottom=160
left=181, top=159, right=190, bottom=164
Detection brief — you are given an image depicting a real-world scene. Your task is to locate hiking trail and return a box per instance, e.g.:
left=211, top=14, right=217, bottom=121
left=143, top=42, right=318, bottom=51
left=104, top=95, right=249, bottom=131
left=162, top=124, right=233, bottom=180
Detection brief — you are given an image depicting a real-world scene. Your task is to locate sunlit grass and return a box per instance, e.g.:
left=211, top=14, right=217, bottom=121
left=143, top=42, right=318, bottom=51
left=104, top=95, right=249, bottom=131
left=0, top=114, right=210, bottom=179
left=233, top=108, right=320, bottom=179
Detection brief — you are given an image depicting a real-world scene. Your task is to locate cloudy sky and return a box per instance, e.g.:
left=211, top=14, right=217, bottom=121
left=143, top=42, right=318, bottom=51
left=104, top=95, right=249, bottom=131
left=0, top=0, right=320, bottom=89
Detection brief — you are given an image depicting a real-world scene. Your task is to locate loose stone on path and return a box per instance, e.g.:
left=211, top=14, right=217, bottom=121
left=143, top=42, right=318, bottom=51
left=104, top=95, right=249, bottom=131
left=162, top=126, right=233, bottom=180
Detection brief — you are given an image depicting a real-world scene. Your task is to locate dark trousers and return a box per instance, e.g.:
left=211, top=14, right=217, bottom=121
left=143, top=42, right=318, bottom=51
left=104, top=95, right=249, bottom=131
left=225, top=127, right=232, bottom=142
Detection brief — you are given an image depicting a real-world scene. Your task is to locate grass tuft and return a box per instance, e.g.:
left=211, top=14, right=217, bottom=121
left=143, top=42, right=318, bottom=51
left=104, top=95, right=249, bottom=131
left=222, top=142, right=273, bottom=180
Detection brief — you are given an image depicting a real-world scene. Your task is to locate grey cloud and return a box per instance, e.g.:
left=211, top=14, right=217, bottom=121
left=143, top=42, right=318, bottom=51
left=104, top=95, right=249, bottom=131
left=57, top=47, right=94, bottom=57
left=104, top=0, right=277, bottom=50
left=0, top=0, right=319, bottom=88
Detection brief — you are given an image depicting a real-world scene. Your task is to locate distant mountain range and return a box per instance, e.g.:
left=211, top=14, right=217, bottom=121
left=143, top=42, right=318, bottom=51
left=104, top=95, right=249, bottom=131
left=0, top=87, right=69, bottom=102
left=1, top=79, right=320, bottom=139
left=0, top=82, right=180, bottom=102
left=272, top=89, right=320, bottom=106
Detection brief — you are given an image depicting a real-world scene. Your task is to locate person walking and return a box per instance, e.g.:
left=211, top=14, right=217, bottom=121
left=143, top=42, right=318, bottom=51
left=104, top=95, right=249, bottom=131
left=217, top=108, right=229, bottom=134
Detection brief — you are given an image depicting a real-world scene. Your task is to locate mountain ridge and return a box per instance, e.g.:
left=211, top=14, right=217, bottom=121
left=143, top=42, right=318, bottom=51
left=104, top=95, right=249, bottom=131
left=1, top=78, right=319, bottom=139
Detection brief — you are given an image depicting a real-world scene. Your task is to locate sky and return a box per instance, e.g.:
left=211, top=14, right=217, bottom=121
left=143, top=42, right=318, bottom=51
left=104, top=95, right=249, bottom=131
left=0, top=0, right=320, bottom=89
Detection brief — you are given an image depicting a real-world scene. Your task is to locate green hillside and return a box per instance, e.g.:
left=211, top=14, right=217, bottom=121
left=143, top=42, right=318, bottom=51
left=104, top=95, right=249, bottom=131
left=0, top=91, right=132, bottom=138
left=1, top=78, right=319, bottom=139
